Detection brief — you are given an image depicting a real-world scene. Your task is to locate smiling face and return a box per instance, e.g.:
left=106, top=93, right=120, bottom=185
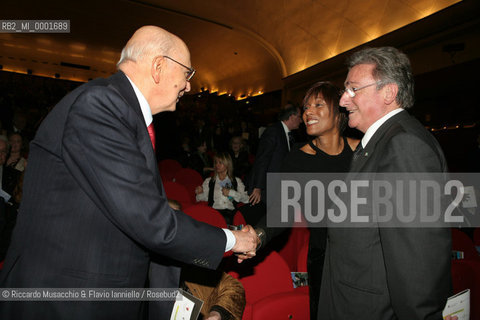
left=340, top=63, right=389, bottom=133
left=303, top=93, right=338, bottom=137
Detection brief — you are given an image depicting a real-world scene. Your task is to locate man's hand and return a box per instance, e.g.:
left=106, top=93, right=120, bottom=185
left=248, top=188, right=262, bottom=205
left=444, top=316, right=458, bottom=320
left=231, top=225, right=258, bottom=262
left=195, top=186, right=203, bottom=195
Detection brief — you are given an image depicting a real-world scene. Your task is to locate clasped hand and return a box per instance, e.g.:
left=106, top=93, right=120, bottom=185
left=230, top=225, right=259, bottom=263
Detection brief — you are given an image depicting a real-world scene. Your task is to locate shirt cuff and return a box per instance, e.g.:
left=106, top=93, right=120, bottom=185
left=222, top=229, right=236, bottom=252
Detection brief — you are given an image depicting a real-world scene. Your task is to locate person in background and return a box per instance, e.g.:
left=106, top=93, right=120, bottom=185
left=189, top=138, right=214, bottom=178
left=168, top=199, right=246, bottom=320
left=0, top=138, right=20, bottom=197
left=242, top=105, right=302, bottom=225
left=0, top=137, right=23, bottom=262
left=195, top=152, right=249, bottom=225
left=228, top=136, right=250, bottom=180
left=0, top=120, right=7, bottom=137
left=0, top=170, right=23, bottom=262
left=6, top=132, right=27, bottom=172
left=176, top=135, right=192, bottom=167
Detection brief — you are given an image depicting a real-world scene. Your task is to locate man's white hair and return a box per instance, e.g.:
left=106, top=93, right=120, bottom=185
left=117, top=29, right=176, bottom=68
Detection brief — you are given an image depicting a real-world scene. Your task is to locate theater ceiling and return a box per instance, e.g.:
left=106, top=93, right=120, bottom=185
left=0, top=0, right=463, bottom=99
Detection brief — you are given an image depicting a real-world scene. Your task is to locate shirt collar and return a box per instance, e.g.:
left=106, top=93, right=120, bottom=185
left=281, top=121, right=290, bottom=134
left=361, top=108, right=404, bottom=148
left=125, top=75, right=153, bottom=127
left=281, top=121, right=291, bottom=149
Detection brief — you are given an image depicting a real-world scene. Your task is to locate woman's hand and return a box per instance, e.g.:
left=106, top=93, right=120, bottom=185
left=195, top=186, right=203, bottom=195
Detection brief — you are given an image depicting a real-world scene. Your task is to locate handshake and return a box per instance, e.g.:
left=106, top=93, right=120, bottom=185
left=230, top=225, right=266, bottom=263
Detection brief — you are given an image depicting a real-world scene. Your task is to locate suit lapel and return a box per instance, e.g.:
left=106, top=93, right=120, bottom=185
left=350, top=111, right=409, bottom=172
left=107, top=72, right=161, bottom=186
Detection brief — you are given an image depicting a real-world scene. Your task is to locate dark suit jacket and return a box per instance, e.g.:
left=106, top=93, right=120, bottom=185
left=0, top=72, right=226, bottom=320
left=248, top=121, right=289, bottom=199
left=319, top=110, right=451, bottom=320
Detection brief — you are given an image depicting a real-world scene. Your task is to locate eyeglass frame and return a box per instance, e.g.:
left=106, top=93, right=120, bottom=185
left=342, top=81, right=381, bottom=98
left=163, top=56, right=196, bottom=81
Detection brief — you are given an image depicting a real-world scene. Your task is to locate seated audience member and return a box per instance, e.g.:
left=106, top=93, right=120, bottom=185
left=0, top=137, right=21, bottom=197
left=0, top=120, right=7, bottom=137
left=228, top=136, right=250, bottom=180
left=167, top=199, right=182, bottom=211
left=195, top=152, right=249, bottom=225
left=168, top=199, right=246, bottom=320
left=7, top=132, right=27, bottom=172
left=0, top=171, right=23, bottom=261
left=176, top=135, right=192, bottom=167
left=181, top=267, right=245, bottom=320
left=189, top=138, right=214, bottom=178
left=212, top=125, right=230, bottom=152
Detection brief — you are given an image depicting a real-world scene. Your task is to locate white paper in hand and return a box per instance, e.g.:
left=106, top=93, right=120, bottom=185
left=442, top=289, right=470, bottom=320
left=170, top=289, right=203, bottom=320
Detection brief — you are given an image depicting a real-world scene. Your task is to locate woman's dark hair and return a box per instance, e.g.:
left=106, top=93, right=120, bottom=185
left=303, top=81, right=347, bottom=133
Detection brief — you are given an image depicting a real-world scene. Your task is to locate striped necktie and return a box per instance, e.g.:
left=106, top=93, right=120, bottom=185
left=353, top=142, right=363, bottom=161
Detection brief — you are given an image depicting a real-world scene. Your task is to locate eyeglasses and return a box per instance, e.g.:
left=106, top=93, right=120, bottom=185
left=164, top=56, right=196, bottom=81
left=342, top=82, right=379, bottom=98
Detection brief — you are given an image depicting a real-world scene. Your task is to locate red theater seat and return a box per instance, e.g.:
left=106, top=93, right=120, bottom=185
left=237, top=251, right=309, bottom=320
left=451, top=228, right=480, bottom=261
left=158, top=159, right=182, bottom=182
left=184, top=204, right=227, bottom=229
left=163, top=181, right=192, bottom=209
left=174, top=168, right=204, bottom=203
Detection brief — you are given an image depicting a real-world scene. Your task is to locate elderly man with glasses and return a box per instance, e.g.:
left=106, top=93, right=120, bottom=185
left=0, top=26, right=257, bottom=320
left=318, top=47, right=452, bottom=320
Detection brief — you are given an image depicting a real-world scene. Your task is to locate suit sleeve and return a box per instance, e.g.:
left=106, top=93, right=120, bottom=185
left=62, top=86, right=225, bottom=269
left=251, top=127, right=278, bottom=190
left=377, top=132, right=451, bottom=319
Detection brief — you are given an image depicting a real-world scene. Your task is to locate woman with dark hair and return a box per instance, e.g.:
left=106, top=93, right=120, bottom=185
left=258, top=81, right=359, bottom=320
left=195, top=152, right=249, bottom=225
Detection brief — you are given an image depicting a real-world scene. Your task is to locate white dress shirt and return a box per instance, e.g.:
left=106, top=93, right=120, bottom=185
left=281, top=121, right=292, bottom=151
left=360, top=108, right=404, bottom=149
